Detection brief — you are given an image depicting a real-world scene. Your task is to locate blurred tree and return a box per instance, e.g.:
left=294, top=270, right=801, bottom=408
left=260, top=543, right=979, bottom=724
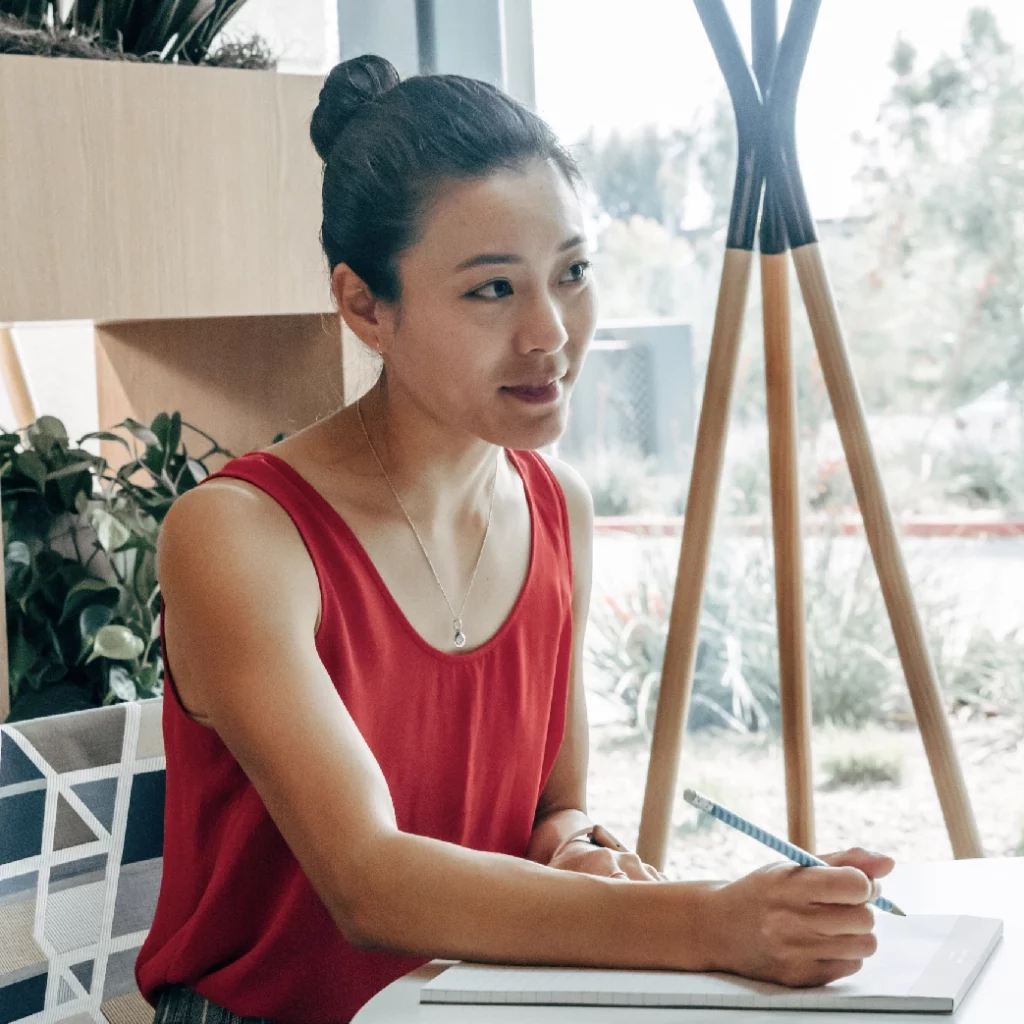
left=572, top=8, right=1024, bottom=513
left=578, top=95, right=735, bottom=235
left=857, top=6, right=1024, bottom=408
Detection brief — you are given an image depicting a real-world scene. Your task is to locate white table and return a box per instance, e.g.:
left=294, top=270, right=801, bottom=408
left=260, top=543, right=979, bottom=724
left=354, top=857, right=1022, bottom=1023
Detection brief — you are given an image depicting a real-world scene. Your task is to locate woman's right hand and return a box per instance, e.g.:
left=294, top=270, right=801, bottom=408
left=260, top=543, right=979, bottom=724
left=700, top=858, right=882, bottom=987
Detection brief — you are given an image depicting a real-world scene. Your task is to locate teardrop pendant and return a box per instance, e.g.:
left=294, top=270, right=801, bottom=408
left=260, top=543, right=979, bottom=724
left=453, top=623, right=467, bottom=649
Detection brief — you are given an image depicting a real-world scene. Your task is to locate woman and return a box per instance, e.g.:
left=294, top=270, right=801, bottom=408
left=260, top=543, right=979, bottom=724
left=136, top=55, right=893, bottom=1024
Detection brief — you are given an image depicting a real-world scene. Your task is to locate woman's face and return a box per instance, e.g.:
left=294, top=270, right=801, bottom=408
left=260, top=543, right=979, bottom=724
left=376, top=157, right=597, bottom=451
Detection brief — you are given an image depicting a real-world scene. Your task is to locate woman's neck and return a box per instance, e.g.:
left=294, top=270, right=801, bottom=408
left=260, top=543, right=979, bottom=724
left=354, top=378, right=505, bottom=523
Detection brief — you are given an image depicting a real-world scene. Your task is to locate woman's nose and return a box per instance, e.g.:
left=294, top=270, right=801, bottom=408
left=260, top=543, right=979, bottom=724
left=516, top=295, right=569, bottom=354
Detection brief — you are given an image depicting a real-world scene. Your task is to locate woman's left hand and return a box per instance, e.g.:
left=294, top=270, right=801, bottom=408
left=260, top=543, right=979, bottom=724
left=549, top=839, right=667, bottom=881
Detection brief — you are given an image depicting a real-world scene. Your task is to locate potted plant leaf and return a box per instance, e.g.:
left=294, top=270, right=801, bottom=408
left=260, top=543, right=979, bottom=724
left=0, top=1, right=274, bottom=68
left=2, top=411, right=232, bottom=720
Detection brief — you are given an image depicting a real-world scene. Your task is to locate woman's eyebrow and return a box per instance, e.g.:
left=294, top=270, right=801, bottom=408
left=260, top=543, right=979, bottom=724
left=453, top=233, right=586, bottom=272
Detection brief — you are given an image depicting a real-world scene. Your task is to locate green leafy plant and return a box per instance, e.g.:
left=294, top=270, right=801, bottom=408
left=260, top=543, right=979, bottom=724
left=945, top=624, right=1024, bottom=726
left=0, top=1, right=272, bottom=67
left=820, top=751, right=904, bottom=790
left=585, top=542, right=778, bottom=739
left=584, top=523, right=1024, bottom=740
left=2, top=412, right=232, bottom=720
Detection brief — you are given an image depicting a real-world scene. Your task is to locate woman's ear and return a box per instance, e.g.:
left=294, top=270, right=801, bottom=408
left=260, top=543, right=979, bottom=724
left=331, top=264, right=390, bottom=355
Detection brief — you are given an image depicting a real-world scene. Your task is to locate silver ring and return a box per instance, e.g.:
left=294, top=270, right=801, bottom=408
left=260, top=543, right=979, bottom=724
left=611, top=870, right=628, bottom=879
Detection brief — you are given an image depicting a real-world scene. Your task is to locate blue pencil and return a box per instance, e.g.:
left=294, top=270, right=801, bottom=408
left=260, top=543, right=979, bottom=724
left=683, top=789, right=906, bottom=916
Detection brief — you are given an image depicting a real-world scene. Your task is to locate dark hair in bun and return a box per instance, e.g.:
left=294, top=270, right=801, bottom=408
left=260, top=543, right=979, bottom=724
left=310, top=54, right=581, bottom=302
left=309, top=55, right=399, bottom=163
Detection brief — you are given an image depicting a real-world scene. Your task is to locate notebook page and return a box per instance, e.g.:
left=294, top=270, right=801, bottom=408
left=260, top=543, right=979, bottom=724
left=420, top=914, right=1003, bottom=1013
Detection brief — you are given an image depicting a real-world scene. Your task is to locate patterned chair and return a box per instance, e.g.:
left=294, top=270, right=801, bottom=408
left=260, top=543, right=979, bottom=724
left=0, top=698, right=164, bottom=1024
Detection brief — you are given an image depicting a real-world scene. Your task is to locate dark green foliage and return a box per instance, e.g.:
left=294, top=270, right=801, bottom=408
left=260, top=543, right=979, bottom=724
left=2, top=412, right=232, bottom=720
left=820, top=750, right=904, bottom=790
left=0, top=1, right=272, bottom=66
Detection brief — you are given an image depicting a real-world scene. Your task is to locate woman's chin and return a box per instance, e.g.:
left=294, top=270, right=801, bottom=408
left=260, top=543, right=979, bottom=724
left=475, top=404, right=566, bottom=451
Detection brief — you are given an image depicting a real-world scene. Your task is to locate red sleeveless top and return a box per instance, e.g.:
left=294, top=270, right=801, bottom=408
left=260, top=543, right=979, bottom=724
left=135, top=448, right=574, bottom=1023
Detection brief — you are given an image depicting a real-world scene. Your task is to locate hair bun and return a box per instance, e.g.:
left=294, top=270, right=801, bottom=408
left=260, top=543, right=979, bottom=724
left=310, top=55, right=400, bottom=162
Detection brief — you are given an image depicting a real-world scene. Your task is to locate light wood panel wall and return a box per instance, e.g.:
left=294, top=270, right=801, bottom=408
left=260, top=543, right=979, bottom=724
left=0, top=55, right=332, bottom=323
left=95, top=314, right=347, bottom=472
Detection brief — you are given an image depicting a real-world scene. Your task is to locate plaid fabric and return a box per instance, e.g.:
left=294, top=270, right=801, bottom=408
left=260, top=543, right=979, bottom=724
left=0, top=699, right=165, bottom=1024
left=153, top=987, right=269, bottom=1024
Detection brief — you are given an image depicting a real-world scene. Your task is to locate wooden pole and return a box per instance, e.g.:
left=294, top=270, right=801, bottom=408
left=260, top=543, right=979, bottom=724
left=637, top=248, right=753, bottom=870
left=791, top=243, right=983, bottom=859
left=761, top=252, right=815, bottom=851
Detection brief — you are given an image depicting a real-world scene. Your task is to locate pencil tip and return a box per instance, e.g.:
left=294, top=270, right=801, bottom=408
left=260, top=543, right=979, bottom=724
left=890, top=905, right=907, bottom=917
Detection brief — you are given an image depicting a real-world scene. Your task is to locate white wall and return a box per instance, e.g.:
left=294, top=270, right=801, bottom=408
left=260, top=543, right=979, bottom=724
left=226, top=0, right=339, bottom=74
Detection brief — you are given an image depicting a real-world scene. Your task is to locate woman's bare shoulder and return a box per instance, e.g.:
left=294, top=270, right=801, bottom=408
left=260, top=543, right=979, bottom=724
left=159, top=477, right=321, bottom=635
left=537, top=452, right=594, bottom=528
left=162, top=475, right=307, bottom=563
left=534, top=453, right=594, bottom=598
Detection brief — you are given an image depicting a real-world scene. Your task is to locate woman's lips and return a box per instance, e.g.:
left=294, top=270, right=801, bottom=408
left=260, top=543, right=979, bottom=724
left=501, top=379, right=563, bottom=404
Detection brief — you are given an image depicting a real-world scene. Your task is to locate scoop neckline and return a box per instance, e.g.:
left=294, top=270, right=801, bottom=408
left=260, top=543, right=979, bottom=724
left=246, top=448, right=539, bottom=664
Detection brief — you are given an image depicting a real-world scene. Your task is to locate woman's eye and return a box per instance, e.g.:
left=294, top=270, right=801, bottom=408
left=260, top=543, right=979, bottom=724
left=562, top=260, right=592, bottom=284
left=469, top=279, right=515, bottom=300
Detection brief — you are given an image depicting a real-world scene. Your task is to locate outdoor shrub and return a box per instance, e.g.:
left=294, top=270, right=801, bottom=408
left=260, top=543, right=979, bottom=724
left=583, top=523, right=1024, bottom=737
left=944, top=625, right=1024, bottom=720
left=820, top=751, right=904, bottom=790
left=575, top=445, right=659, bottom=516
left=586, top=538, right=779, bottom=738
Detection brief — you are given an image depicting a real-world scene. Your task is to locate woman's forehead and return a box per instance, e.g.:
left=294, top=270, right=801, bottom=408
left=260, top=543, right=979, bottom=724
left=414, top=161, right=584, bottom=262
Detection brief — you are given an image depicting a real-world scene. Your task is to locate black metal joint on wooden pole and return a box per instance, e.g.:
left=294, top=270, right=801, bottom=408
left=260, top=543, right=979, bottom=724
left=752, top=0, right=788, bottom=257
left=695, top=0, right=765, bottom=253
left=766, top=0, right=821, bottom=249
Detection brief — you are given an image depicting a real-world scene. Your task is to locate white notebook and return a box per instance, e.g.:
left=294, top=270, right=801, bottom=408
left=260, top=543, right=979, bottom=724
left=421, top=913, right=1002, bottom=1013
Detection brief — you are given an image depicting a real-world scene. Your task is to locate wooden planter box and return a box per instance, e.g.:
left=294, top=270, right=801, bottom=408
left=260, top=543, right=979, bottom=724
left=0, top=54, right=332, bottom=321
left=0, top=55, right=368, bottom=719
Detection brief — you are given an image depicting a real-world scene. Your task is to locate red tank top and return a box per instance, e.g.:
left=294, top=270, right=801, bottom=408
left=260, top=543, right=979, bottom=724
left=135, top=448, right=573, bottom=1023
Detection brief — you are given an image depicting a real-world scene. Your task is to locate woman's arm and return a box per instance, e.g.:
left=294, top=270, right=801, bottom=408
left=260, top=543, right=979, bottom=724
left=530, top=457, right=663, bottom=879
left=526, top=456, right=657, bottom=879
left=525, top=457, right=594, bottom=866
left=156, top=481, right=886, bottom=986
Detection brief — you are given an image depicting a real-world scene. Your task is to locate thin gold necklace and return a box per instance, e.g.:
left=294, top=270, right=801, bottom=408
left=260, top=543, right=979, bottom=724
left=356, top=399, right=498, bottom=649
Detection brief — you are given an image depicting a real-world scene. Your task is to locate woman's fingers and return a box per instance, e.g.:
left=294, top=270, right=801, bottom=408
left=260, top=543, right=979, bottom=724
left=821, top=846, right=896, bottom=879
left=804, top=902, right=876, bottom=937
left=615, top=852, right=653, bottom=881
left=792, top=865, right=878, bottom=905
left=583, top=850, right=665, bottom=882
left=555, top=844, right=668, bottom=882
left=793, top=929, right=878, bottom=960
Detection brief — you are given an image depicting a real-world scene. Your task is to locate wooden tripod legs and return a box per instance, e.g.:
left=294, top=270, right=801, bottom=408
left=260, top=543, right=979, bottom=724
left=636, top=244, right=983, bottom=871
left=791, top=244, right=983, bottom=859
